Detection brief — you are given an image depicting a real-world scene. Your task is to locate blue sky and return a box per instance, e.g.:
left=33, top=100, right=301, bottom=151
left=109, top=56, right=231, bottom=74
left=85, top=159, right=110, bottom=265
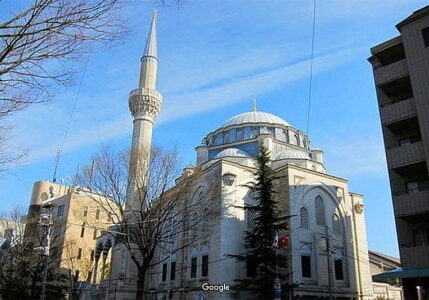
left=1, top=0, right=427, bottom=257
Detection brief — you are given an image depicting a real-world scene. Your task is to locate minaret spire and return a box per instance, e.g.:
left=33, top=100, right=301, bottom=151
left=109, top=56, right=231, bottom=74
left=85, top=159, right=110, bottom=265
left=143, top=10, right=157, bottom=59
left=126, top=11, right=163, bottom=212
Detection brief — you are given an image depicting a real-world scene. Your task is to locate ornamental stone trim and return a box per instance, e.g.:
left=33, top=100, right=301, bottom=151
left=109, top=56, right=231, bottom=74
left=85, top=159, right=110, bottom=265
left=128, top=88, right=162, bottom=119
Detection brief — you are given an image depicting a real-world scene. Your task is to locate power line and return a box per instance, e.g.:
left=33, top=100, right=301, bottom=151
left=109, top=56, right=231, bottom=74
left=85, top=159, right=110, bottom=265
left=52, top=53, right=92, bottom=183
left=306, top=0, right=317, bottom=136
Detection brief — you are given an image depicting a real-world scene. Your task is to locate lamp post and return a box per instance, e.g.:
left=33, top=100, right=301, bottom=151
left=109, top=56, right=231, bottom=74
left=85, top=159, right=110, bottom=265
left=319, top=226, right=333, bottom=300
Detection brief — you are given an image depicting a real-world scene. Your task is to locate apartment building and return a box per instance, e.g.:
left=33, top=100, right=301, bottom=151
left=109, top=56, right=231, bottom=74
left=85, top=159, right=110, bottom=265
left=24, top=180, right=117, bottom=296
left=368, top=5, right=429, bottom=299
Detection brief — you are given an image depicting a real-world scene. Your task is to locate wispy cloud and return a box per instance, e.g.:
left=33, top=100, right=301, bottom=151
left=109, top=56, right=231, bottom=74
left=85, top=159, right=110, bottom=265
left=12, top=44, right=359, bottom=166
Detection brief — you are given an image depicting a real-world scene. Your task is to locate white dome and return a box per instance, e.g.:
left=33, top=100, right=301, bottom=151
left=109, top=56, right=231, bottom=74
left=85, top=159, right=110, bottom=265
left=276, top=148, right=310, bottom=160
left=214, top=148, right=251, bottom=159
left=221, top=112, right=290, bottom=128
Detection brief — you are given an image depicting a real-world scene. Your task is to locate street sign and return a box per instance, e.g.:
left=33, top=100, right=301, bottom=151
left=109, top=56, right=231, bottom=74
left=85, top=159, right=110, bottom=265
left=118, top=272, right=126, bottom=281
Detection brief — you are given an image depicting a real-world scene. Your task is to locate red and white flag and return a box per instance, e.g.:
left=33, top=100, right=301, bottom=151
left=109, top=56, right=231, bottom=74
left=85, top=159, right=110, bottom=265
left=273, top=231, right=289, bottom=249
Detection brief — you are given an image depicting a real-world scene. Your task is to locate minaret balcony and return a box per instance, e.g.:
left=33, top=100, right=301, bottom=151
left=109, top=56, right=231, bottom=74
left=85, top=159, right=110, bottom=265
left=128, top=88, right=162, bottom=120
left=129, top=88, right=162, bottom=101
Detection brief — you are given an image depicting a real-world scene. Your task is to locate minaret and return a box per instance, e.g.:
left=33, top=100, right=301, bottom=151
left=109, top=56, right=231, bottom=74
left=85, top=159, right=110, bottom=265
left=126, top=11, right=162, bottom=211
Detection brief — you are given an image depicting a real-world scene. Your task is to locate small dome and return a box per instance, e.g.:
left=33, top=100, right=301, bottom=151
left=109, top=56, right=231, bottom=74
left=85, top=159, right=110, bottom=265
left=276, top=148, right=310, bottom=160
left=214, top=148, right=251, bottom=159
left=221, top=112, right=290, bottom=128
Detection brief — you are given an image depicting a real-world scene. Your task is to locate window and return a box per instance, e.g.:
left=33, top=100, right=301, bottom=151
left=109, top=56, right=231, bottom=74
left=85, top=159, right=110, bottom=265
left=315, top=196, right=326, bottom=226
left=90, top=250, right=94, bottom=261
left=80, top=223, right=85, bottom=238
left=202, top=255, right=209, bottom=277
left=300, top=245, right=312, bottom=278
left=161, top=263, right=167, bottom=282
left=190, top=257, right=197, bottom=278
left=237, top=128, right=244, bottom=140
left=300, top=207, right=309, bottom=229
left=96, top=209, right=100, bottom=220
left=57, top=205, right=65, bottom=217
left=301, top=256, right=311, bottom=278
left=285, top=130, right=290, bottom=143
left=294, top=134, right=299, bottom=146
left=223, top=131, right=230, bottom=144
left=93, top=229, right=97, bottom=239
left=251, top=126, right=259, bottom=138
left=246, top=255, right=257, bottom=277
left=83, top=206, right=88, bottom=217
left=77, top=248, right=82, bottom=260
left=334, top=257, right=344, bottom=280
left=406, top=181, right=419, bottom=194
left=422, top=27, right=429, bottom=47
left=332, top=214, right=341, bottom=235
left=170, top=261, right=176, bottom=280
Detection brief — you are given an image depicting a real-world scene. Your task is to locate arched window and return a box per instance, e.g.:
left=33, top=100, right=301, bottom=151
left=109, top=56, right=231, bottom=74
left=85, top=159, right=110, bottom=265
left=300, top=207, right=309, bottom=229
left=190, top=248, right=198, bottom=279
left=332, top=214, right=341, bottom=235
left=251, top=126, right=259, bottom=138
left=201, top=245, right=209, bottom=277
left=294, top=134, right=299, bottom=146
left=333, top=249, right=344, bottom=280
left=223, top=131, right=230, bottom=144
left=237, top=128, right=244, bottom=140
left=315, top=196, right=326, bottom=226
left=300, top=244, right=312, bottom=278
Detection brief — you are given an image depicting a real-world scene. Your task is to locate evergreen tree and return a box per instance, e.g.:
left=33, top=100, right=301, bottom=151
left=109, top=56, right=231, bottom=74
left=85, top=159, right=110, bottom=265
left=231, top=143, right=290, bottom=298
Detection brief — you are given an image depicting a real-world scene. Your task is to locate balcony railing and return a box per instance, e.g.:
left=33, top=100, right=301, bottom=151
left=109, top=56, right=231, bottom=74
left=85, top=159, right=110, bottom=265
left=400, top=245, right=429, bottom=269
left=381, top=97, right=416, bottom=125
left=374, top=58, right=408, bottom=84
left=387, top=141, right=425, bottom=169
left=394, top=189, right=429, bottom=218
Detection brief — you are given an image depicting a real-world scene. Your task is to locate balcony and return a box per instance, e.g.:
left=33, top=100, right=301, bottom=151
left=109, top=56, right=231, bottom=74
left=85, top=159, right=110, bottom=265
left=387, top=141, right=425, bottom=169
left=400, top=245, right=429, bottom=269
left=374, top=59, right=408, bottom=85
left=394, top=190, right=429, bottom=218
left=381, top=97, right=416, bottom=125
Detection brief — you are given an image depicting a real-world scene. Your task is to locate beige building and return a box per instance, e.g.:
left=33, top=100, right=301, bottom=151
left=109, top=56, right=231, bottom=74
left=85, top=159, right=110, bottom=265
left=369, top=251, right=403, bottom=299
left=368, top=4, right=429, bottom=299
left=24, top=181, right=117, bottom=296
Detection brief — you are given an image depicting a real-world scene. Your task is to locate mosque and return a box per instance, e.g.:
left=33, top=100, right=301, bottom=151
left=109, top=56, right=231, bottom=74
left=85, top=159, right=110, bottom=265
left=106, top=12, right=398, bottom=300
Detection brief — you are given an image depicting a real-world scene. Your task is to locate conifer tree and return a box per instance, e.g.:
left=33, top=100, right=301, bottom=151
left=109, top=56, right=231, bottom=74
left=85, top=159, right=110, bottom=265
left=231, top=143, right=290, bottom=298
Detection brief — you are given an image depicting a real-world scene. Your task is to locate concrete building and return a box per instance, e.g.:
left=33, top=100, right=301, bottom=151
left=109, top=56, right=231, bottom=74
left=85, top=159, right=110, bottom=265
left=369, top=251, right=403, bottom=299
left=24, top=181, right=117, bottom=296
left=368, top=5, right=429, bottom=299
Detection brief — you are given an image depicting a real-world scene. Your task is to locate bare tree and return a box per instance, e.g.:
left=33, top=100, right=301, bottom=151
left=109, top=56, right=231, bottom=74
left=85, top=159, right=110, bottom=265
left=0, top=204, right=74, bottom=299
left=0, top=0, right=127, bottom=172
left=76, top=146, right=216, bottom=299
left=0, top=0, right=126, bottom=117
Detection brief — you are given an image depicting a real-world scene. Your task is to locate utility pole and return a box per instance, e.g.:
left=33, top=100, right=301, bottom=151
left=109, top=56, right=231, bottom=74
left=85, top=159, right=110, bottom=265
left=39, top=206, right=53, bottom=300
left=325, top=226, right=334, bottom=300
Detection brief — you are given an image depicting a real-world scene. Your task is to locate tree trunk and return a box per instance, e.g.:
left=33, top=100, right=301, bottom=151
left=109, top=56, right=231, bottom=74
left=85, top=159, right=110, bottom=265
left=135, top=268, right=145, bottom=300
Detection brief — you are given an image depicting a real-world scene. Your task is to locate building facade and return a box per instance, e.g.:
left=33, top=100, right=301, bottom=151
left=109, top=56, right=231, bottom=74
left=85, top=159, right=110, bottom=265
left=24, top=181, right=116, bottom=296
left=105, top=11, right=384, bottom=300
left=368, top=5, right=429, bottom=299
